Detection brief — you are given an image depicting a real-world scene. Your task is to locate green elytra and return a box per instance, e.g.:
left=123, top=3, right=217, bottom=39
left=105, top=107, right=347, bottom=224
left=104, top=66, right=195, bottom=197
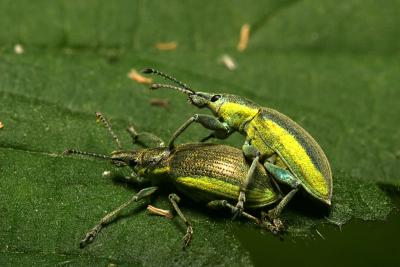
left=65, top=112, right=289, bottom=249
left=143, top=68, right=333, bottom=216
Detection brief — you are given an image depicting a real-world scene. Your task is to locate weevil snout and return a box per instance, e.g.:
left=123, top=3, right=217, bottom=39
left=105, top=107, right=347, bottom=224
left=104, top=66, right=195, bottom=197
left=188, top=93, right=209, bottom=108
left=188, top=92, right=224, bottom=115
left=110, top=151, right=139, bottom=167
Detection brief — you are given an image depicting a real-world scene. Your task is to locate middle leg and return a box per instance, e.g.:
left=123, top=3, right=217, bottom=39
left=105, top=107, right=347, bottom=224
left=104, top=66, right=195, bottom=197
left=168, top=193, right=193, bottom=249
left=232, top=141, right=260, bottom=219
left=207, top=200, right=280, bottom=234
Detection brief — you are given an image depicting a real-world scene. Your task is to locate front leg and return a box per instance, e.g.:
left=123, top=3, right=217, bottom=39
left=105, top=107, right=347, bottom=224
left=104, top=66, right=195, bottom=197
left=149, top=114, right=230, bottom=166
left=168, top=114, right=230, bottom=150
left=127, top=125, right=165, bottom=148
left=102, top=169, right=151, bottom=185
left=200, top=129, right=231, bottom=143
left=80, top=186, right=158, bottom=248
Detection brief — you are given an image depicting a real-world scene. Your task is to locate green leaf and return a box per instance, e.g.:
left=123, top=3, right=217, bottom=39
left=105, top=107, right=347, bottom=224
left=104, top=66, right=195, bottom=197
left=1, top=1, right=399, bottom=266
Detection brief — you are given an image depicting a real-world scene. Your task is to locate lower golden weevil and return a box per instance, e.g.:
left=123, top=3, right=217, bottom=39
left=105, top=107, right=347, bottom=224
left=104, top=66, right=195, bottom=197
left=64, top=113, right=295, bottom=248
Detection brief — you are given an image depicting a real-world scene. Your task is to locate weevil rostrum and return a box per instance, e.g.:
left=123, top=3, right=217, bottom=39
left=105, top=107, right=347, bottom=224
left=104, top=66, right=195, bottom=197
left=143, top=68, right=332, bottom=220
left=64, top=113, right=285, bottom=249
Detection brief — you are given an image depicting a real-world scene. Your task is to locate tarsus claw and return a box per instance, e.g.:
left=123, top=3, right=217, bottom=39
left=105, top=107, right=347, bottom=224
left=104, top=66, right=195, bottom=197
left=183, top=226, right=193, bottom=249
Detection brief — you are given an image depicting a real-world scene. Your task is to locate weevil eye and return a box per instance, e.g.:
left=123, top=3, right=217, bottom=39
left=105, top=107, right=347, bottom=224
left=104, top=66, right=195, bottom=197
left=211, top=95, right=221, bottom=102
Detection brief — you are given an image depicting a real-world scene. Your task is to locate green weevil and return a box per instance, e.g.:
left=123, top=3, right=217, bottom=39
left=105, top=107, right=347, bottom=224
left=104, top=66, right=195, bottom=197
left=142, top=68, right=332, bottom=219
left=64, top=113, right=284, bottom=249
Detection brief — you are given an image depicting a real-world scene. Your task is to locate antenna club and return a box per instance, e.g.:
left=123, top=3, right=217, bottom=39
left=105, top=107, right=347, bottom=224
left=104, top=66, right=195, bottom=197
left=95, top=112, right=122, bottom=150
left=141, top=67, right=192, bottom=90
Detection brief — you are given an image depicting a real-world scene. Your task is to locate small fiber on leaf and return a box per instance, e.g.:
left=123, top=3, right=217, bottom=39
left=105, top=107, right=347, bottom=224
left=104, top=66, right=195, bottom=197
left=128, top=69, right=153, bottom=84
left=147, top=205, right=173, bottom=219
left=219, top=54, right=237, bottom=70
left=155, top=42, right=178, bottom=51
left=14, top=44, right=24, bottom=54
left=237, top=23, right=250, bottom=51
left=149, top=98, right=170, bottom=109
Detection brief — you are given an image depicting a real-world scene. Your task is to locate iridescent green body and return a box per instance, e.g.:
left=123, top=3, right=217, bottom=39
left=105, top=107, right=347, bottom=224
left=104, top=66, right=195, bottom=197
left=216, top=96, right=332, bottom=204
left=123, top=143, right=279, bottom=208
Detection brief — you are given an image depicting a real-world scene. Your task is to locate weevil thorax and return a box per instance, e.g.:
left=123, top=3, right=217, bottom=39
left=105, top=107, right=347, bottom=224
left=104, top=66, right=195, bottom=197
left=190, top=92, right=260, bottom=131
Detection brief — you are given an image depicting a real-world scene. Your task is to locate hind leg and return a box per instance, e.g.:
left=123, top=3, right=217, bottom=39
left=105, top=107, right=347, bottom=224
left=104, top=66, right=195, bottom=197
left=168, top=193, right=193, bottom=249
left=263, top=162, right=300, bottom=223
left=207, top=200, right=280, bottom=234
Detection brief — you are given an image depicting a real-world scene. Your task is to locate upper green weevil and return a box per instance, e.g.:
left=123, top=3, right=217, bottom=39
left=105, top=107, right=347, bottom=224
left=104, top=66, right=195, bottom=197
left=142, top=68, right=332, bottom=219
left=64, top=113, right=284, bottom=249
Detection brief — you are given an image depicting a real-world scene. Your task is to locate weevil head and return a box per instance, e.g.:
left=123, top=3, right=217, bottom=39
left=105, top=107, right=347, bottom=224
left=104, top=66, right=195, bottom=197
left=145, top=68, right=260, bottom=130
left=110, top=150, right=140, bottom=168
left=111, top=148, right=171, bottom=177
left=152, top=84, right=260, bottom=130
left=189, top=92, right=260, bottom=130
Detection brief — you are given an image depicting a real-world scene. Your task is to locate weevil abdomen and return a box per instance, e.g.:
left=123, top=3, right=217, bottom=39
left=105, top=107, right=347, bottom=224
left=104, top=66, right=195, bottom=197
left=166, top=144, right=279, bottom=208
left=246, top=108, right=332, bottom=204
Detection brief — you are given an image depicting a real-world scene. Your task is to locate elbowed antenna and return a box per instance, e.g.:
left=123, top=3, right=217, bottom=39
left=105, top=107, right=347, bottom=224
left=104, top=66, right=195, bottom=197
left=95, top=112, right=122, bottom=150
left=141, top=68, right=193, bottom=92
left=63, top=149, right=111, bottom=160
left=150, top=83, right=194, bottom=96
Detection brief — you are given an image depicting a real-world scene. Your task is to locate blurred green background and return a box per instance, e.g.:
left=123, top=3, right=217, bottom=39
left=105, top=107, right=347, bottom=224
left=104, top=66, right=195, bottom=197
left=0, top=0, right=399, bottom=266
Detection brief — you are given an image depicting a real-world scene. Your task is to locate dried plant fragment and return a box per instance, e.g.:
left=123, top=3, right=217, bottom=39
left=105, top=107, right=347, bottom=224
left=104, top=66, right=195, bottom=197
left=237, top=23, right=250, bottom=52
left=149, top=98, right=170, bottom=109
left=219, top=54, right=237, bottom=70
left=155, top=42, right=178, bottom=51
left=14, top=44, right=24, bottom=54
left=147, top=205, right=173, bottom=219
left=128, top=69, right=153, bottom=84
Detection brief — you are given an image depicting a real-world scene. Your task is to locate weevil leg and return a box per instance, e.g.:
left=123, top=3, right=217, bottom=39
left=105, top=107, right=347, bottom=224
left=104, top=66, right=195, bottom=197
left=207, top=200, right=280, bottom=234
left=149, top=114, right=230, bottom=165
left=127, top=125, right=165, bottom=148
left=200, top=133, right=215, bottom=143
left=268, top=188, right=299, bottom=220
left=200, top=128, right=232, bottom=142
left=232, top=142, right=260, bottom=219
left=122, top=173, right=151, bottom=185
left=102, top=170, right=151, bottom=185
left=262, top=154, right=284, bottom=196
left=263, top=162, right=301, bottom=189
left=80, top=186, right=158, bottom=248
left=167, top=114, right=230, bottom=150
left=168, top=193, right=193, bottom=249
left=262, top=162, right=300, bottom=226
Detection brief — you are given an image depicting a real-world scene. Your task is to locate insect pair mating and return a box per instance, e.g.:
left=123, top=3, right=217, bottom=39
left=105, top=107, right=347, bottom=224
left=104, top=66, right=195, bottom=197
left=65, top=112, right=282, bottom=249
left=65, top=68, right=332, bottom=249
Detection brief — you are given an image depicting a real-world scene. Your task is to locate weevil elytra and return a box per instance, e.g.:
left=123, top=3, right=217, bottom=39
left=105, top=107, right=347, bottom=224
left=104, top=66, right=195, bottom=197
left=143, top=68, right=332, bottom=219
left=64, top=113, right=284, bottom=249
